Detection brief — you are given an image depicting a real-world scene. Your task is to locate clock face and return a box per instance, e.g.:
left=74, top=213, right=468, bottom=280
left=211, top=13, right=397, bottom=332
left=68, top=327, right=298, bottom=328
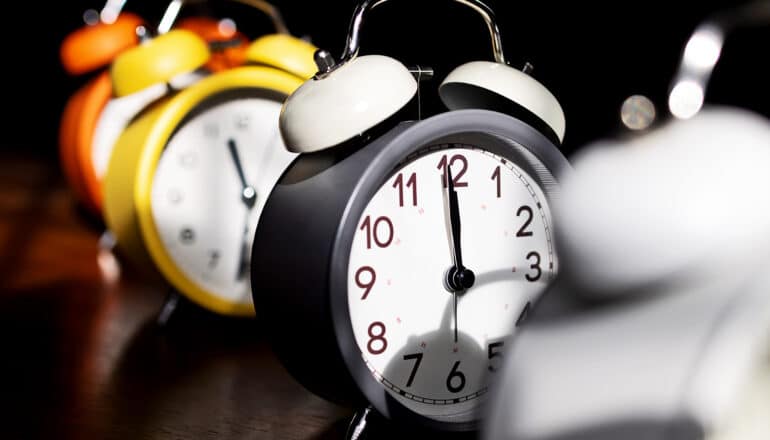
left=346, top=143, right=556, bottom=423
left=150, top=91, right=295, bottom=307
left=91, top=83, right=167, bottom=179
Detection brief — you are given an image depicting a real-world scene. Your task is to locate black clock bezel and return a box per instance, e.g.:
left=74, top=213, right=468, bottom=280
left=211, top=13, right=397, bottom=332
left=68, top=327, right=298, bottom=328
left=327, top=108, right=571, bottom=432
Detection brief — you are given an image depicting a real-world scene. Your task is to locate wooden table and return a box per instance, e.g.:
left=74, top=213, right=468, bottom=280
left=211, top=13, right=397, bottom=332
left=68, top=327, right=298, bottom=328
left=0, top=153, right=355, bottom=439
left=0, top=153, right=481, bottom=439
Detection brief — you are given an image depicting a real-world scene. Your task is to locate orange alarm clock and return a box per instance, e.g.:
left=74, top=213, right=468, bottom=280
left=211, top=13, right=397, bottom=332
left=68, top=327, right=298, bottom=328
left=58, top=2, right=251, bottom=218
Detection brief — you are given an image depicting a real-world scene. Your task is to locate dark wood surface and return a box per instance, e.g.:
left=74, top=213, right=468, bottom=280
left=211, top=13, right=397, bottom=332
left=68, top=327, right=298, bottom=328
left=0, top=153, right=359, bottom=439
left=0, top=153, right=483, bottom=439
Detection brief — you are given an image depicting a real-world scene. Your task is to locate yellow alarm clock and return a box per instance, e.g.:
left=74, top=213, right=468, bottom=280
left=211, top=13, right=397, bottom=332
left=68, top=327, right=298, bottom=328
left=103, top=21, right=317, bottom=317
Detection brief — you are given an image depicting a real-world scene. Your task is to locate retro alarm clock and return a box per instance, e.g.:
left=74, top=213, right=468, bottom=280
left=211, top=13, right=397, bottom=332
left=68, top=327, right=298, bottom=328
left=58, top=0, right=257, bottom=217
left=251, top=0, right=570, bottom=433
left=58, top=0, right=145, bottom=216
left=484, top=2, right=770, bottom=440
left=102, top=6, right=317, bottom=317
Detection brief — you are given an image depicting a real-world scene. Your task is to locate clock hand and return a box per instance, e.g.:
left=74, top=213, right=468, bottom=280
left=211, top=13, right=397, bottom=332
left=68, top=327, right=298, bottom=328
left=228, top=138, right=256, bottom=280
left=236, top=210, right=250, bottom=281
left=227, top=138, right=256, bottom=209
left=443, top=165, right=475, bottom=344
left=444, top=165, right=476, bottom=292
left=453, top=287, right=458, bottom=344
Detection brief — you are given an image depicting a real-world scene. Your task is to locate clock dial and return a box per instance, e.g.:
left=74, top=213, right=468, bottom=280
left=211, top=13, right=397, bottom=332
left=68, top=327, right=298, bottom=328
left=347, top=144, right=555, bottom=423
left=91, top=83, right=167, bottom=179
left=151, top=93, right=294, bottom=306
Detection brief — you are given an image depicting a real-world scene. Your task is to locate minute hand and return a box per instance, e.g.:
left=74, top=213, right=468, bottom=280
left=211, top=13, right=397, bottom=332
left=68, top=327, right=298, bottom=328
left=448, top=167, right=464, bottom=269
left=445, top=167, right=475, bottom=291
left=227, top=138, right=256, bottom=209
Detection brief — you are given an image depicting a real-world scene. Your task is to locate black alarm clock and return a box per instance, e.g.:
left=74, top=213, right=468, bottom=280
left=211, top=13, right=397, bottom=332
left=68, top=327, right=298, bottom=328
left=252, top=0, right=570, bottom=433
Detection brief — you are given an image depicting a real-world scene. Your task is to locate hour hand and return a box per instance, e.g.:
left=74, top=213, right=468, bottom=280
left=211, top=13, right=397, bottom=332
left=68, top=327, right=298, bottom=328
left=444, top=166, right=475, bottom=292
left=227, top=138, right=256, bottom=209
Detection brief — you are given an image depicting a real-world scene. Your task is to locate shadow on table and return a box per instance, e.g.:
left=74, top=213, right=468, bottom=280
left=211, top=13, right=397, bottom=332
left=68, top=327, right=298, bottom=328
left=97, top=297, right=351, bottom=439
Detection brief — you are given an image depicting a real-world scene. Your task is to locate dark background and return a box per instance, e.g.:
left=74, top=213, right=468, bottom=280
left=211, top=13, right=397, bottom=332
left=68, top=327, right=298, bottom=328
left=5, top=0, right=770, bottom=163
left=1, top=3, right=769, bottom=438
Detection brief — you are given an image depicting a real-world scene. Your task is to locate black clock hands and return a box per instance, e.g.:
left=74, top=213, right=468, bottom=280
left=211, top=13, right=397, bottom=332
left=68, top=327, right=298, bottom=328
left=227, top=138, right=257, bottom=209
left=227, top=138, right=256, bottom=280
left=443, top=165, right=475, bottom=343
left=444, top=166, right=476, bottom=292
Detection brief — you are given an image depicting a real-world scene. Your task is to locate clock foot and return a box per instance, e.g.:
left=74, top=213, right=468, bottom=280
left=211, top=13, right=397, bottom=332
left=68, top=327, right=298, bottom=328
left=98, top=230, right=117, bottom=252
left=344, top=406, right=478, bottom=439
left=345, top=406, right=377, bottom=440
left=156, top=289, right=183, bottom=327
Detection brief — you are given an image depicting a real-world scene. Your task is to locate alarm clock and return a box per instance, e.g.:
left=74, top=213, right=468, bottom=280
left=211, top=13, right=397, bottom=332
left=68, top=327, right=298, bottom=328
left=58, top=1, right=144, bottom=216
left=58, top=0, right=267, bottom=217
left=483, top=3, right=770, bottom=439
left=102, top=18, right=318, bottom=317
left=251, top=0, right=569, bottom=433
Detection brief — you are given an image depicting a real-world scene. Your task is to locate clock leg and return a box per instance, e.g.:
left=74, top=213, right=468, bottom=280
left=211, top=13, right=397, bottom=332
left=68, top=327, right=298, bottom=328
left=155, top=288, right=183, bottom=327
left=345, top=405, right=376, bottom=440
left=98, top=230, right=117, bottom=252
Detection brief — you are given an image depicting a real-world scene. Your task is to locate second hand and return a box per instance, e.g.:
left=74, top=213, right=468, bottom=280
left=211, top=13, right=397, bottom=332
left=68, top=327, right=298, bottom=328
left=227, top=138, right=257, bottom=280
left=444, top=165, right=475, bottom=343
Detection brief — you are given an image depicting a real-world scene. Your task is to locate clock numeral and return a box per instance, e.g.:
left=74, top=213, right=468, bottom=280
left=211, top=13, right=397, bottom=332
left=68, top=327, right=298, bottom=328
left=235, top=114, right=250, bottom=130
left=179, top=152, right=198, bottom=169
left=204, top=123, right=219, bottom=139
left=367, top=322, right=388, bottom=355
left=516, top=301, right=532, bottom=327
left=525, top=251, right=542, bottom=282
left=516, top=205, right=534, bottom=237
left=438, top=154, right=469, bottom=188
left=355, top=266, right=376, bottom=300
left=393, top=172, right=418, bottom=207
left=208, top=250, right=221, bottom=269
left=360, top=216, right=394, bottom=249
left=403, top=352, right=423, bottom=387
left=492, top=166, right=501, bottom=198
left=167, top=188, right=183, bottom=205
left=488, top=341, right=505, bottom=372
left=179, top=228, right=195, bottom=245
left=446, top=361, right=466, bottom=393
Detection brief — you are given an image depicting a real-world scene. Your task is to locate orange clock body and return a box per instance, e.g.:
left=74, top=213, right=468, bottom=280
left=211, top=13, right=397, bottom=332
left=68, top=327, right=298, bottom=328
left=59, top=72, right=113, bottom=216
left=60, top=12, right=144, bottom=76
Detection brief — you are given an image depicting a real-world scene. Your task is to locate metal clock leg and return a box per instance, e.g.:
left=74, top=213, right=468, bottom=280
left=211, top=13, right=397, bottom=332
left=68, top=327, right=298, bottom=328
left=156, top=289, right=183, bottom=327
left=98, top=230, right=117, bottom=253
left=346, top=405, right=377, bottom=440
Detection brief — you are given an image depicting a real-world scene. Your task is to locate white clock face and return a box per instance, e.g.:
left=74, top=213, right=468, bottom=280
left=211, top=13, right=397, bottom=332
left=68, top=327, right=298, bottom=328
left=92, top=83, right=167, bottom=179
left=347, top=144, right=556, bottom=423
left=151, top=94, right=295, bottom=306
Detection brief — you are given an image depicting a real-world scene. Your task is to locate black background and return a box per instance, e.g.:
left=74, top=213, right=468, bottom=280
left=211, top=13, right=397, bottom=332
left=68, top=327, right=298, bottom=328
left=6, top=0, right=770, bottom=162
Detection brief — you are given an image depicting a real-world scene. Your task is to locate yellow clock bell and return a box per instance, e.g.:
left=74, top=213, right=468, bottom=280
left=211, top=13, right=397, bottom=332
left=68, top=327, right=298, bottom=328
left=102, top=5, right=316, bottom=317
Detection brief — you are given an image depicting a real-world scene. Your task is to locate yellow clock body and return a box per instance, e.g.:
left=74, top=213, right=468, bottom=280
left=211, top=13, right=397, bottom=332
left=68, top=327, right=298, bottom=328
left=103, top=36, right=316, bottom=316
